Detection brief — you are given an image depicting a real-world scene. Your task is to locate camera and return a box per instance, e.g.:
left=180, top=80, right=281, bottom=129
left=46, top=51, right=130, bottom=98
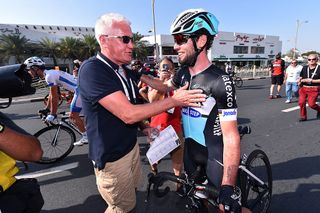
left=162, top=64, right=169, bottom=71
left=0, top=64, right=36, bottom=108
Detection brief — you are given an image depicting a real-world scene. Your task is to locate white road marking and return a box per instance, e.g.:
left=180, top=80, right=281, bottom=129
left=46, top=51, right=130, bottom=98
left=282, top=102, right=318, bottom=113
left=16, top=162, right=79, bottom=179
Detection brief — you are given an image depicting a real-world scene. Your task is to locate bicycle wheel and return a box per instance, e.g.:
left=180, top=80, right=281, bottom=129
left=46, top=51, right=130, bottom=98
left=43, top=94, right=63, bottom=107
left=34, top=125, right=75, bottom=164
left=235, top=77, right=243, bottom=88
left=241, top=149, right=272, bottom=213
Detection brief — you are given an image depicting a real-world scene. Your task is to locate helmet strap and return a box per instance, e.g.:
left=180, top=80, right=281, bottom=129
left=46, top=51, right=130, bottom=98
left=188, top=37, right=206, bottom=67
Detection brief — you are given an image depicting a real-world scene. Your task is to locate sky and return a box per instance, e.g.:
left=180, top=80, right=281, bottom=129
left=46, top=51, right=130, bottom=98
left=0, top=0, right=319, bottom=54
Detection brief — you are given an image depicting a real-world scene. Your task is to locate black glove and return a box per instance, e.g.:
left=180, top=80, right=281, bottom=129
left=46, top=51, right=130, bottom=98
left=218, top=185, right=241, bottom=213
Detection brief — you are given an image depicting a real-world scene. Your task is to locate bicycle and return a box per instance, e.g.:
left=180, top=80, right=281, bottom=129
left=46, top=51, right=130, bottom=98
left=146, top=126, right=272, bottom=213
left=34, top=111, right=81, bottom=164
left=43, top=88, right=74, bottom=107
left=232, top=73, right=243, bottom=88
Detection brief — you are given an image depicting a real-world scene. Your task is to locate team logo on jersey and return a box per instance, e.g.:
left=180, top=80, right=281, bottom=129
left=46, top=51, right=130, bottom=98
left=218, top=109, right=237, bottom=121
left=182, top=107, right=201, bottom=118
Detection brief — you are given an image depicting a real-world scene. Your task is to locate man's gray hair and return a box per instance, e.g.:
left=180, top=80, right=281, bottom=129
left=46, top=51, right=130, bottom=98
left=95, top=13, right=131, bottom=44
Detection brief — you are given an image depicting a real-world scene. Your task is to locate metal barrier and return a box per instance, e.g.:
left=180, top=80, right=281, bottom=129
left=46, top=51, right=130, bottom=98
left=235, top=68, right=271, bottom=79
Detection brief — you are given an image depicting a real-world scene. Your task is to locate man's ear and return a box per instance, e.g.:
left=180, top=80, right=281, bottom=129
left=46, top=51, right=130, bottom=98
left=197, top=34, right=207, bottom=49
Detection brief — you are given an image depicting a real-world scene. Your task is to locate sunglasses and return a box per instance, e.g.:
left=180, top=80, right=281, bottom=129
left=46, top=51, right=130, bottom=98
left=308, top=58, right=317, bottom=61
left=102, top=35, right=133, bottom=44
left=173, top=34, right=196, bottom=45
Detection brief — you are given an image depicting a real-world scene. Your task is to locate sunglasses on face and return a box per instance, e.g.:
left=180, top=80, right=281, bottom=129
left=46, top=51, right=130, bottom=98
left=308, top=58, right=317, bottom=61
left=102, top=35, right=133, bottom=44
left=173, top=34, right=196, bottom=45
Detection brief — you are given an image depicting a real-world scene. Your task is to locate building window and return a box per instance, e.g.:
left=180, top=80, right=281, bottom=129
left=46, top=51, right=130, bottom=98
left=49, top=26, right=52, bottom=30
left=42, top=26, right=45, bottom=30
left=65, top=27, right=68, bottom=31
left=79, top=27, right=81, bottom=31
left=86, top=28, right=88, bottom=31
left=33, top=26, right=37, bottom=29
left=162, top=46, right=177, bottom=55
left=233, top=46, right=248, bottom=54
left=72, top=27, right=74, bottom=31
left=25, top=25, right=29, bottom=29
left=16, top=25, right=19, bottom=28
left=57, top=27, right=60, bottom=30
left=251, top=46, right=265, bottom=54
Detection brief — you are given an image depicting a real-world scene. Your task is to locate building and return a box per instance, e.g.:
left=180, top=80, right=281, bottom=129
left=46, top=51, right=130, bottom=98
left=0, top=23, right=95, bottom=70
left=142, top=31, right=282, bottom=69
left=0, top=23, right=281, bottom=70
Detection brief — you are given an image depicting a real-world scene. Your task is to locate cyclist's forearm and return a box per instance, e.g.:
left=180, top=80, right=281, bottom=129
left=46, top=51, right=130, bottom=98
left=221, top=126, right=240, bottom=186
left=50, top=95, right=59, bottom=114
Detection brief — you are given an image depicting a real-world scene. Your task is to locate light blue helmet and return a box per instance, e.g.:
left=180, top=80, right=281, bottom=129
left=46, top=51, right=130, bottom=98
left=170, top=8, right=219, bottom=36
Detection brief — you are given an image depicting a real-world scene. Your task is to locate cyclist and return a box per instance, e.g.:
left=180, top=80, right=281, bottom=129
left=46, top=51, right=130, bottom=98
left=24, top=57, right=88, bottom=146
left=139, top=9, right=246, bottom=212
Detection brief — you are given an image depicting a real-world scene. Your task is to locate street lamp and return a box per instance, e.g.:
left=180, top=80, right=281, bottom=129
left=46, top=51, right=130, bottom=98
left=293, top=19, right=308, bottom=59
left=151, top=0, right=158, bottom=62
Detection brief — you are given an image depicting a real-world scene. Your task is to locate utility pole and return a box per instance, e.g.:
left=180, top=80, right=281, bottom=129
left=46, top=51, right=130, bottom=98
left=152, top=0, right=158, bottom=62
left=293, top=19, right=308, bottom=59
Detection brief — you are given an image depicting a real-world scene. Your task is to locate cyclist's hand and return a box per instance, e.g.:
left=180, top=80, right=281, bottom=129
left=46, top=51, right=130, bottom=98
left=218, top=185, right=241, bottom=213
left=45, top=114, right=57, bottom=123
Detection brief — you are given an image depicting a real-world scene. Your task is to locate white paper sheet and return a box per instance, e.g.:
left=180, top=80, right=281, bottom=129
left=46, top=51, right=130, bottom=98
left=146, top=125, right=180, bottom=165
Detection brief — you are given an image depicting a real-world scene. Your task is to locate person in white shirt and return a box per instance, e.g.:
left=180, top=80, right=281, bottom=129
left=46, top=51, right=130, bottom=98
left=284, top=59, right=303, bottom=103
left=24, top=56, right=88, bottom=145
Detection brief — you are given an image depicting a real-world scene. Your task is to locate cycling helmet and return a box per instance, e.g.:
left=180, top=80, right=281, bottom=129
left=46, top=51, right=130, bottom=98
left=24, top=56, right=45, bottom=70
left=170, top=8, right=219, bottom=36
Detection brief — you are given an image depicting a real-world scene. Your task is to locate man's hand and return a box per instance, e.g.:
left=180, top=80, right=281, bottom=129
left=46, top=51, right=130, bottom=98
left=142, top=127, right=160, bottom=144
left=45, top=114, right=57, bottom=123
left=172, top=83, right=206, bottom=107
left=218, top=185, right=241, bottom=213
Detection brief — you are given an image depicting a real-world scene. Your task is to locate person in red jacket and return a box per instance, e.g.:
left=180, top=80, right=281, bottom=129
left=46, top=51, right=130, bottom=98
left=147, top=57, right=184, bottom=183
left=269, top=53, right=285, bottom=99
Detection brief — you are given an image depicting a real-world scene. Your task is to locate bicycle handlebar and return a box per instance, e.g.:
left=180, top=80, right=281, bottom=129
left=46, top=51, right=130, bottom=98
left=148, top=171, right=219, bottom=199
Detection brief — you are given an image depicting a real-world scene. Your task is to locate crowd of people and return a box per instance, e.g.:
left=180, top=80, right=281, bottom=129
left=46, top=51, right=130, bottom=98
left=269, top=53, right=320, bottom=122
left=1, top=6, right=320, bottom=213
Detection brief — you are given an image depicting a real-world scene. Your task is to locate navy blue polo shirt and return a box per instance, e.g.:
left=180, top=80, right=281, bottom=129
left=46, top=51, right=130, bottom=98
left=78, top=53, right=141, bottom=170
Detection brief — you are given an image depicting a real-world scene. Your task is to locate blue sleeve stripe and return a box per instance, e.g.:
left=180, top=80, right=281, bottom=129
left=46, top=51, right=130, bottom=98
left=59, top=76, right=77, bottom=87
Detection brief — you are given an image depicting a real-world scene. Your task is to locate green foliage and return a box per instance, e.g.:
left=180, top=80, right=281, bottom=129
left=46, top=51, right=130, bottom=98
left=0, top=31, right=148, bottom=65
left=0, top=34, right=30, bottom=63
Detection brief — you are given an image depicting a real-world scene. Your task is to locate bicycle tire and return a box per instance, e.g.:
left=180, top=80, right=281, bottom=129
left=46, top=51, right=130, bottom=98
left=43, top=94, right=63, bottom=107
left=34, top=125, right=75, bottom=164
left=241, top=149, right=272, bottom=213
left=235, top=77, right=243, bottom=88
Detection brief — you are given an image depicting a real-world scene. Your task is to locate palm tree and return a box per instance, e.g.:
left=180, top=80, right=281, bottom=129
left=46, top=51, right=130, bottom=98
left=0, top=34, right=30, bottom=63
left=80, top=34, right=99, bottom=60
left=38, top=37, right=59, bottom=65
left=132, top=32, right=149, bottom=61
left=58, top=37, right=82, bottom=62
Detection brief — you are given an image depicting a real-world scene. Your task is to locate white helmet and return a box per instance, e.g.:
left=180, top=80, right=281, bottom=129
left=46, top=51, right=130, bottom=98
left=24, top=56, right=45, bottom=70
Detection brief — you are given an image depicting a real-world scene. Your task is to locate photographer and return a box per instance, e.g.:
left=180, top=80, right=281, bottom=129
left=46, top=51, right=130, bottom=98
left=0, top=64, right=44, bottom=212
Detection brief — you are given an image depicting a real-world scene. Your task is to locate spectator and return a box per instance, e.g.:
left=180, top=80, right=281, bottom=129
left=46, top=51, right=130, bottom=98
left=0, top=112, right=44, bottom=213
left=284, top=59, right=303, bottom=103
left=78, top=12, right=205, bottom=213
left=148, top=57, right=184, bottom=185
left=269, top=53, right=285, bottom=99
left=298, top=53, right=320, bottom=121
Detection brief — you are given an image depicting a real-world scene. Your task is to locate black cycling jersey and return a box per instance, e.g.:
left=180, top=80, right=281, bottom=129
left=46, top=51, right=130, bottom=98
left=172, top=64, right=238, bottom=188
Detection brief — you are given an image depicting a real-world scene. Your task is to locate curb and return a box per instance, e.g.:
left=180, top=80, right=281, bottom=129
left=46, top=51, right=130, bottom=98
left=11, top=97, right=43, bottom=105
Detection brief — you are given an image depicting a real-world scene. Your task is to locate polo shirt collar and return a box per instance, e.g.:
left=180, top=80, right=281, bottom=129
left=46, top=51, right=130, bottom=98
left=97, top=52, right=120, bottom=71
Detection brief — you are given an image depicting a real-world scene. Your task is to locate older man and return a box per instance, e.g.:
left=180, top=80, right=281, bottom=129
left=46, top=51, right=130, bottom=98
left=298, top=53, right=320, bottom=121
left=78, top=12, right=205, bottom=213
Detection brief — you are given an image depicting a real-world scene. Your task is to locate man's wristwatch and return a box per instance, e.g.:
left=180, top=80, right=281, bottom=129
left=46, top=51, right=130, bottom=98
left=0, top=121, right=5, bottom=133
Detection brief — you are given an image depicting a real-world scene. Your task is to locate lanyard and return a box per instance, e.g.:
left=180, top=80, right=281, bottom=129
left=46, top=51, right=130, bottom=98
left=307, top=65, right=319, bottom=79
left=96, top=54, right=136, bottom=102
